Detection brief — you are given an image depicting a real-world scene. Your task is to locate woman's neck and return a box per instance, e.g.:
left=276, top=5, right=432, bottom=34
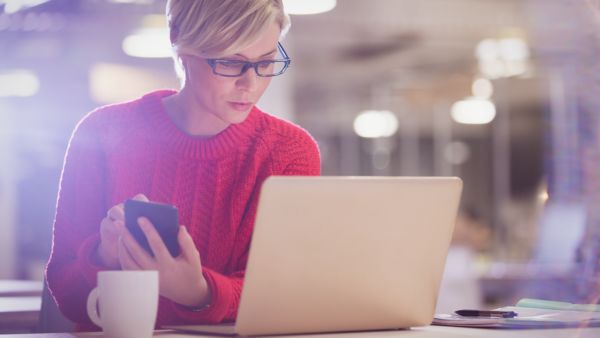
left=162, top=89, right=230, bottom=137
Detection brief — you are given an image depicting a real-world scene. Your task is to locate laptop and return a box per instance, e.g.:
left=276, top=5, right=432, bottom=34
left=165, top=176, right=462, bottom=336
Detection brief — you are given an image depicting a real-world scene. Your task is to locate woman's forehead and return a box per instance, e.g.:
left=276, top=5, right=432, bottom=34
left=226, top=22, right=281, bottom=59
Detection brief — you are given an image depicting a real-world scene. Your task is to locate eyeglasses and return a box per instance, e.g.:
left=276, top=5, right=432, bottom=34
left=206, top=42, right=291, bottom=77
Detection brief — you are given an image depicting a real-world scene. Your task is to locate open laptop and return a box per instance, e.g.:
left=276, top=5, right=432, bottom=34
left=166, top=176, right=462, bottom=336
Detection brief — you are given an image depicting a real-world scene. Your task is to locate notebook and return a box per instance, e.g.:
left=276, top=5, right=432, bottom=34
left=433, top=298, right=600, bottom=329
left=165, top=176, right=463, bottom=336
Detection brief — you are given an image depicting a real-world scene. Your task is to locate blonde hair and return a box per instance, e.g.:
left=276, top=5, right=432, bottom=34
left=166, top=0, right=290, bottom=80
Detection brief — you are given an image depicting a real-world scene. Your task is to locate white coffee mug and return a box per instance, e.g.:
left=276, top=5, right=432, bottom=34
left=86, top=270, right=159, bottom=338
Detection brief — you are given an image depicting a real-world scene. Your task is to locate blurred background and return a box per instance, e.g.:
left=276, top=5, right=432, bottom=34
left=0, top=0, right=599, bottom=319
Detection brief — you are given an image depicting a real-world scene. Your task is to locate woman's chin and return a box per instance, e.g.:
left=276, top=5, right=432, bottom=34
left=224, top=107, right=252, bottom=124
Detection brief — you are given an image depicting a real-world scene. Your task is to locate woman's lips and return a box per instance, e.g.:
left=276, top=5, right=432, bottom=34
left=228, top=101, right=252, bottom=111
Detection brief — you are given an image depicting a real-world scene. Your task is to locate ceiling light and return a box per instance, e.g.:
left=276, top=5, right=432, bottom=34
left=538, top=189, right=549, bottom=203
left=122, top=27, right=171, bottom=58
left=475, top=39, right=499, bottom=61
left=451, top=97, right=496, bottom=125
left=122, top=15, right=171, bottom=58
left=353, top=110, right=398, bottom=138
left=0, top=69, right=40, bottom=97
left=283, top=0, right=336, bottom=15
left=498, top=38, right=530, bottom=61
left=471, top=78, right=493, bottom=99
left=0, top=0, right=49, bottom=14
left=475, top=37, right=530, bottom=79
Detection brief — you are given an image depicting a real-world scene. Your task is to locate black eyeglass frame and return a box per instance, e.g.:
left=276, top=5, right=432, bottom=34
left=205, top=42, right=291, bottom=78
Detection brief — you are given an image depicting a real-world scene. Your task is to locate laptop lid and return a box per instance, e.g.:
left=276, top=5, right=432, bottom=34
left=168, top=176, right=462, bottom=336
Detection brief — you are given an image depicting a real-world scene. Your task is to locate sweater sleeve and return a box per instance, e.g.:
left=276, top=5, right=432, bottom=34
left=270, top=123, right=321, bottom=176
left=45, top=112, right=109, bottom=325
left=167, top=126, right=321, bottom=324
left=279, top=129, right=321, bottom=176
left=167, top=267, right=245, bottom=324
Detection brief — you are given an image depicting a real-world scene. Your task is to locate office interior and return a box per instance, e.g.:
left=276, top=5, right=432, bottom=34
left=0, top=0, right=599, bottom=333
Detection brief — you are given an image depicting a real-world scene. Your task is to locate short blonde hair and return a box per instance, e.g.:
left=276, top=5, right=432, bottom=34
left=167, top=0, right=290, bottom=59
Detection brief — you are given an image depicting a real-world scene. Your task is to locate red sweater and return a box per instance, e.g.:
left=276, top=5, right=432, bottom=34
left=45, top=89, right=321, bottom=329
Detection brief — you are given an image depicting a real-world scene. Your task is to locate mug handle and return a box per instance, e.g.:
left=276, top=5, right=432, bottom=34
left=86, top=287, right=103, bottom=327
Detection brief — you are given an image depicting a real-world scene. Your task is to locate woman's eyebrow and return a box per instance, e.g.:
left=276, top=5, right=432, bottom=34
left=234, top=48, right=278, bottom=59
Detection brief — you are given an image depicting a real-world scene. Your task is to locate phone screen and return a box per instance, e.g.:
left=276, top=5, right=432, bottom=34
left=124, top=199, right=180, bottom=257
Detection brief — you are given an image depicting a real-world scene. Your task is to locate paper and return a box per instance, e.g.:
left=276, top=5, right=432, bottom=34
left=433, top=313, right=503, bottom=327
left=433, top=306, right=600, bottom=329
left=516, top=298, right=600, bottom=312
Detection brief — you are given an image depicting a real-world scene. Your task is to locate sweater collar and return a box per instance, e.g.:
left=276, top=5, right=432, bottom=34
left=142, top=89, right=261, bottom=159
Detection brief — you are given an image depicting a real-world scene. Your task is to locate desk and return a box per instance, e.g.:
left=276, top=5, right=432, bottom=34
left=2, top=326, right=600, bottom=338
left=0, top=296, right=41, bottom=333
left=0, top=280, right=43, bottom=332
left=0, top=280, right=43, bottom=297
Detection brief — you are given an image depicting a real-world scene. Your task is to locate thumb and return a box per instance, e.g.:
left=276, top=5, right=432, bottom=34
left=133, top=193, right=150, bottom=202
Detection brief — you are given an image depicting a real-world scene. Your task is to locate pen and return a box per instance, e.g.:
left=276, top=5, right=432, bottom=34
left=455, top=310, right=518, bottom=318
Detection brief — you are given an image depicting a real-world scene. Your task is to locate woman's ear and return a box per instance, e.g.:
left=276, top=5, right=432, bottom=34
left=181, top=55, right=193, bottom=73
left=172, top=54, right=187, bottom=85
left=178, top=54, right=189, bottom=69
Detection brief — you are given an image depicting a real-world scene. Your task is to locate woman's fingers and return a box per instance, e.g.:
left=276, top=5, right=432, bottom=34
left=107, top=204, right=125, bottom=222
left=98, top=220, right=119, bottom=268
left=100, top=217, right=117, bottom=237
left=178, top=226, right=201, bottom=266
left=118, top=238, right=141, bottom=270
left=102, top=195, right=151, bottom=269
left=155, top=226, right=207, bottom=306
left=120, top=224, right=155, bottom=269
left=138, top=217, right=173, bottom=263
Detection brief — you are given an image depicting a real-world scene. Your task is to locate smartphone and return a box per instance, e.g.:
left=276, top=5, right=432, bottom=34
left=124, top=199, right=180, bottom=257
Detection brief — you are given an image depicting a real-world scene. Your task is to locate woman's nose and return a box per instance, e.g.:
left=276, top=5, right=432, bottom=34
left=235, top=67, right=258, bottom=90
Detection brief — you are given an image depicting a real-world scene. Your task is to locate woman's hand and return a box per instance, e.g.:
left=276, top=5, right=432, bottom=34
left=96, top=193, right=149, bottom=268
left=118, top=216, right=211, bottom=308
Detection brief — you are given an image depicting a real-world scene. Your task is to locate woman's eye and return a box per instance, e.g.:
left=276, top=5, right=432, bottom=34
left=220, top=61, right=245, bottom=68
left=257, top=61, right=273, bottom=69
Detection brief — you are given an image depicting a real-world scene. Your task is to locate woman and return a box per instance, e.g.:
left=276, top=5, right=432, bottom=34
left=46, top=0, right=320, bottom=330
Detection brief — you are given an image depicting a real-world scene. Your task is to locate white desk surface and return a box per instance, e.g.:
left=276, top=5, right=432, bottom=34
left=0, top=281, right=43, bottom=297
left=2, top=325, right=600, bottom=338
left=0, top=296, right=41, bottom=332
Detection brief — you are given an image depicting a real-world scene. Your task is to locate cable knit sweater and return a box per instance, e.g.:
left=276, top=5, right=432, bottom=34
left=45, top=89, right=321, bottom=330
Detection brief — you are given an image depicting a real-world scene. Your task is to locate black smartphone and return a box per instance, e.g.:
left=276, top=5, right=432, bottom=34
left=124, top=199, right=180, bottom=257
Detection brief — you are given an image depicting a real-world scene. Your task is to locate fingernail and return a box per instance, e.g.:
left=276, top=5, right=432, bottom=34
left=135, top=193, right=149, bottom=201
